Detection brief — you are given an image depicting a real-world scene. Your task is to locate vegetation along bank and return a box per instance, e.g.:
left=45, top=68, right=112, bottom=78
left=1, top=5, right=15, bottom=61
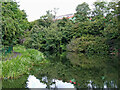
left=1, top=0, right=120, bottom=79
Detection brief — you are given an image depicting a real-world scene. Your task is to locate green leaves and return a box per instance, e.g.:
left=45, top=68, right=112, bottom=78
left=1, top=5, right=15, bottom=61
left=24, top=23, right=63, bottom=51
left=75, top=2, right=90, bottom=22
left=2, top=1, right=29, bottom=46
left=21, top=0, right=118, bottom=54
left=93, top=1, right=107, bottom=16
left=2, top=45, right=47, bottom=78
left=67, top=35, right=109, bottom=53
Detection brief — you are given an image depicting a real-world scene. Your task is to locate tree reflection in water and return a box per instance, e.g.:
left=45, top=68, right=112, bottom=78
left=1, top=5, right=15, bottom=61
left=39, top=52, right=118, bottom=88
left=2, top=52, right=118, bottom=88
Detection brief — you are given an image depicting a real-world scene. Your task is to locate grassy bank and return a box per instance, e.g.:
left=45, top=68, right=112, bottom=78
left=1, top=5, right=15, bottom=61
left=1, top=45, right=48, bottom=79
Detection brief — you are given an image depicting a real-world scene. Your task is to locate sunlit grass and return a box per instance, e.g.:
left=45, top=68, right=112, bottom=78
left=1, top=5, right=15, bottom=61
left=1, top=45, right=48, bottom=79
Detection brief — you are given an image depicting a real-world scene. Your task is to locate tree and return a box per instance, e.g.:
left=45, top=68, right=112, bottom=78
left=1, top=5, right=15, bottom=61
left=92, top=1, right=107, bottom=17
left=39, top=10, right=54, bottom=27
left=75, top=2, right=90, bottom=22
left=53, top=8, right=59, bottom=19
left=2, top=1, right=29, bottom=47
left=24, top=23, right=63, bottom=51
left=30, top=10, right=55, bottom=28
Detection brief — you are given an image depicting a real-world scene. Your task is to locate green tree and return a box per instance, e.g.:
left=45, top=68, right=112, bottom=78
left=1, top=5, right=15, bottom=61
left=29, top=10, right=54, bottom=28
left=101, top=1, right=119, bottom=53
left=92, top=1, right=107, bottom=17
left=39, top=10, right=54, bottom=27
left=24, top=23, right=63, bottom=51
left=2, top=1, right=29, bottom=47
left=57, top=18, right=74, bottom=44
left=75, top=2, right=90, bottom=22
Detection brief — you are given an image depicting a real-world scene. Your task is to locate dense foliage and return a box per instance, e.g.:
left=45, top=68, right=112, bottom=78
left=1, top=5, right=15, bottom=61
left=1, top=1, right=119, bottom=53
left=2, top=51, right=118, bottom=88
left=22, top=1, right=119, bottom=54
left=2, top=1, right=29, bottom=47
left=1, top=1, right=119, bottom=87
left=1, top=0, right=119, bottom=53
left=1, top=45, right=48, bottom=79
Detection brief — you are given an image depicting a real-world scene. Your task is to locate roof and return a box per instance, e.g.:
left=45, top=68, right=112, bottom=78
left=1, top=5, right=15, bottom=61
left=54, top=13, right=74, bottom=20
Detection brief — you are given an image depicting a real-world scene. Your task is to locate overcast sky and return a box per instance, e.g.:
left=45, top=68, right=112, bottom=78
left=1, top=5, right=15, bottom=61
left=15, top=0, right=111, bottom=22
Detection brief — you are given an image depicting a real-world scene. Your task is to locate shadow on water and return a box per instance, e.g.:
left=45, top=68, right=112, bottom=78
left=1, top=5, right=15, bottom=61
left=2, top=51, right=119, bottom=88
left=2, top=75, right=28, bottom=88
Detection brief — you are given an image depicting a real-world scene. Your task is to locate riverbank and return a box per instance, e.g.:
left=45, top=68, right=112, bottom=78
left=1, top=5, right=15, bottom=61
left=1, top=45, right=49, bottom=79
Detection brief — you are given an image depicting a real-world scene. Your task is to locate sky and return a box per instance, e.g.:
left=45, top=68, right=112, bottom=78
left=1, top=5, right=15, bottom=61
left=15, top=0, right=111, bottom=22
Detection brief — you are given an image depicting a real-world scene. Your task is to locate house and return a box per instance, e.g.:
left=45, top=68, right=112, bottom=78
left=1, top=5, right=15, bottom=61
left=53, top=13, right=75, bottom=21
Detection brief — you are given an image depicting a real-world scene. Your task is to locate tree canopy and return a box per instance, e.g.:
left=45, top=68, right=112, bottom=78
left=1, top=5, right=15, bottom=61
left=1, top=0, right=119, bottom=54
left=2, top=1, right=29, bottom=46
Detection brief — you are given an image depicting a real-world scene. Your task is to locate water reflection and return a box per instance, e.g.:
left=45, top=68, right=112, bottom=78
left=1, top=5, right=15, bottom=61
left=27, top=75, right=47, bottom=88
left=2, top=75, right=28, bottom=88
left=42, top=52, right=118, bottom=88
left=2, top=52, right=119, bottom=88
left=27, top=75, right=75, bottom=88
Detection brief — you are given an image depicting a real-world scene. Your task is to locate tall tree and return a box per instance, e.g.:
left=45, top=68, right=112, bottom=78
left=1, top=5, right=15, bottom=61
left=92, top=1, right=107, bottom=17
left=32, top=10, right=54, bottom=27
left=2, top=1, right=29, bottom=47
left=75, top=2, right=90, bottom=22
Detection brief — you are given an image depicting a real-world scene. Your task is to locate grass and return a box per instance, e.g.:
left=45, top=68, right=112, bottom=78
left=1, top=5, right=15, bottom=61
left=1, top=45, right=49, bottom=79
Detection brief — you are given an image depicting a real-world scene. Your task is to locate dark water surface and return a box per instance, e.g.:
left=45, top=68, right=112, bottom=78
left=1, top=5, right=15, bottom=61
left=2, top=52, right=119, bottom=88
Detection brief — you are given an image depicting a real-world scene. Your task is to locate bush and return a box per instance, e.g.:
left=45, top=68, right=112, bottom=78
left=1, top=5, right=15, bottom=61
left=67, top=35, right=109, bottom=53
left=23, top=24, right=62, bottom=51
left=1, top=45, right=48, bottom=79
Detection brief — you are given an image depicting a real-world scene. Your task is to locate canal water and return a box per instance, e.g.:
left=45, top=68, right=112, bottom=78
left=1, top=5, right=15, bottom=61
left=2, top=52, right=119, bottom=88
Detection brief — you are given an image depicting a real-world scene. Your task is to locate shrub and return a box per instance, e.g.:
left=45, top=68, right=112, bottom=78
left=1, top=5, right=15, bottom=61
left=1, top=45, right=48, bottom=78
left=67, top=35, right=109, bottom=53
